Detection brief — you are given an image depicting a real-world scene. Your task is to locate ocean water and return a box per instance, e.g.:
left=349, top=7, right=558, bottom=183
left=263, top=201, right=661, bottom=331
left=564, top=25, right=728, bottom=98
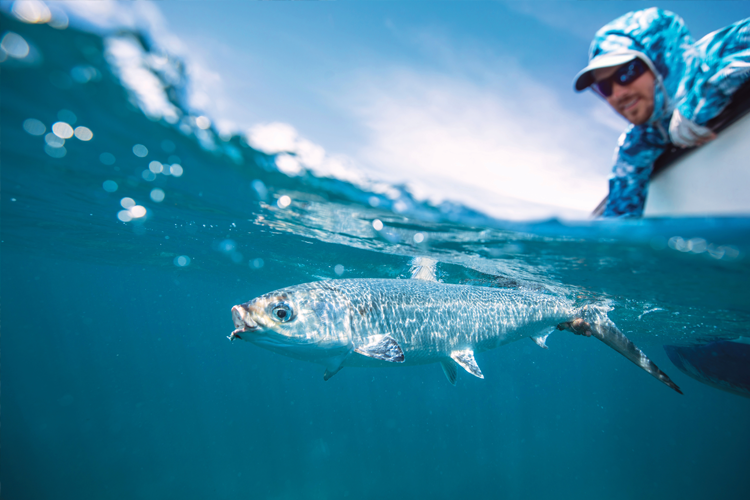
left=2, top=11, right=750, bottom=500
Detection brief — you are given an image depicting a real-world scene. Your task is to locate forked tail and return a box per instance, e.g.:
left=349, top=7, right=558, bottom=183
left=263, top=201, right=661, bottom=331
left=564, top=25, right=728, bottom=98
left=559, top=305, right=683, bottom=394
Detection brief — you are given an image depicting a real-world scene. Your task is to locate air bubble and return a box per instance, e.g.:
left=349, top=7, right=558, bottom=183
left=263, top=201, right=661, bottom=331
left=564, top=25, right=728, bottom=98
left=44, top=145, right=66, bottom=158
left=45, top=133, right=65, bottom=148
left=132, top=144, right=148, bottom=157
left=74, top=126, right=93, bottom=141
left=100, top=152, right=115, bottom=165
left=277, top=195, right=291, bottom=208
left=23, top=118, right=45, bottom=136
left=196, top=116, right=211, bottom=129
left=174, top=255, right=191, bottom=267
left=129, top=206, right=146, bottom=218
left=150, top=188, right=165, bottom=202
left=149, top=161, right=163, bottom=174
left=1, top=32, right=30, bottom=59
left=52, top=122, right=74, bottom=139
left=170, top=164, right=183, bottom=177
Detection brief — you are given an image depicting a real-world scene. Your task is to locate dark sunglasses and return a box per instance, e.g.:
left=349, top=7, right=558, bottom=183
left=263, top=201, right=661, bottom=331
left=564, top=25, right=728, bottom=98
left=593, top=58, right=647, bottom=97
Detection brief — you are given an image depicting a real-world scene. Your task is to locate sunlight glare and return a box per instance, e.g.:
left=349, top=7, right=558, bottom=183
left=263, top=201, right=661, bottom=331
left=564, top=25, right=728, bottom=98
left=277, top=195, right=292, bottom=209
left=132, top=144, right=148, bottom=157
left=74, top=126, right=93, bottom=141
left=1, top=32, right=30, bottom=59
left=52, top=122, right=74, bottom=139
left=11, top=1, right=51, bottom=24
left=23, top=118, right=45, bottom=136
left=120, top=197, right=135, bottom=209
left=150, top=188, right=165, bottom=202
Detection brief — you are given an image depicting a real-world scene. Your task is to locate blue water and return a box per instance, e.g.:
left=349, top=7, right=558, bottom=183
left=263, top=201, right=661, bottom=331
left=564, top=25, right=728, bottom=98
left=2, top=12, right=750, bottom=500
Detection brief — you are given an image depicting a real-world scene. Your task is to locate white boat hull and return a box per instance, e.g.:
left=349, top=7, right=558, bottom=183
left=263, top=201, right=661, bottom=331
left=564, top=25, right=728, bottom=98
left=644, top=112, right=750, bottom=217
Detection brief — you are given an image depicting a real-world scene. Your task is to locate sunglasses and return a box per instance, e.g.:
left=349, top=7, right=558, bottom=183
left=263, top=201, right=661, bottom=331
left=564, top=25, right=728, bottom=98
left=593, top=58, right=647, bottom=97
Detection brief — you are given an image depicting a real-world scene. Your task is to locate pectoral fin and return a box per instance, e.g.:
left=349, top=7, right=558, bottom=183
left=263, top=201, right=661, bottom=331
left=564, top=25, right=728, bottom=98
left=321, top=351, right=351, bottom=381
left=450, top=349, right=484, bottom=379
left=323, top=366, right=343, bottom=381
left=441, top=360, right=458, bottom=386
left=354, top=334, right=405, bottom=363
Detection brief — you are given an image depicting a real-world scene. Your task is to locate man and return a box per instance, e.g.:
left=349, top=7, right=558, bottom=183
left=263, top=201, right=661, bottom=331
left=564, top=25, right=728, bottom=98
left=574, top=8, right=750, bottom=217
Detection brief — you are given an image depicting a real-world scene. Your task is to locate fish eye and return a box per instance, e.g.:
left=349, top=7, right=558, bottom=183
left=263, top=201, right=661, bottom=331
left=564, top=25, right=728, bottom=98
left=269, top=302, right=294, bottom=323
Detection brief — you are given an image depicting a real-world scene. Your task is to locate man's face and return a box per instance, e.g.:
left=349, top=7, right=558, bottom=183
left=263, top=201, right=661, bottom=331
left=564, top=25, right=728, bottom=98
left=593, top=63, right=655, bottom=125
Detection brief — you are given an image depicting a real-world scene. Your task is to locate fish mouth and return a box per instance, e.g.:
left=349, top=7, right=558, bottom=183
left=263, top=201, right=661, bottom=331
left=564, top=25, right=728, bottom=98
left=229, top=304, right=259, bottom=341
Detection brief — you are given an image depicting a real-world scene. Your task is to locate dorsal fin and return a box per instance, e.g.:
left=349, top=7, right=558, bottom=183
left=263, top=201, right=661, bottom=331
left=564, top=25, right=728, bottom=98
left=410, top=257, right=438, bottom=282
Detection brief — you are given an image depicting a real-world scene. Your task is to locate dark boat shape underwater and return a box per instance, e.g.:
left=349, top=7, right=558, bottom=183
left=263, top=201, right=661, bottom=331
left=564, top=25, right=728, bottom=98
left=664, top=340, right=750, bottom=398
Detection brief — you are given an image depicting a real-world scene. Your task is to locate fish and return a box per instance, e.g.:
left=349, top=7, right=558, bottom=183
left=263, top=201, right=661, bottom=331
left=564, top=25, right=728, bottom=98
left=229, top=258, right=682, bottom=393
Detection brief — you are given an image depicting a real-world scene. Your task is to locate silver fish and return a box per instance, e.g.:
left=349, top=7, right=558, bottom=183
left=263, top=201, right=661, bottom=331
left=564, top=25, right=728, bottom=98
left=229, top=261, right=682, bottom=393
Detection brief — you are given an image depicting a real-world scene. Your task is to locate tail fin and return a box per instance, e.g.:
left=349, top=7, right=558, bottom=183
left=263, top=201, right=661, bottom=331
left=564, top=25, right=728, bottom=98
left=560, top=305, right=683, bottom=394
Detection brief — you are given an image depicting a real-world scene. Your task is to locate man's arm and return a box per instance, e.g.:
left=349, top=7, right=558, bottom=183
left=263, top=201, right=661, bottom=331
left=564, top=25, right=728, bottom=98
left=675, top=19, right=750, bottom=129
left=603, top=127, right=667, bottom=217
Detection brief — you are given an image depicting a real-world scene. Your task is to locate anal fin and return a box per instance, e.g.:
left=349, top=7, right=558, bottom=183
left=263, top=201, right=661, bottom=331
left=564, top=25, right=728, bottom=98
left=323, top=366, right=343, bottom=381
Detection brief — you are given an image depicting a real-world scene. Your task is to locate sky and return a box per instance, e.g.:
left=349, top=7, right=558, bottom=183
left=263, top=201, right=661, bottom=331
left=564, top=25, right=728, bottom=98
left=13, top=1, right=750, bottom=219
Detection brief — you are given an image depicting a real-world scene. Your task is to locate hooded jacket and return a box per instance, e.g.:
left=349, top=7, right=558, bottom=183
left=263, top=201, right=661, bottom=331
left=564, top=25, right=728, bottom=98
left=588, top=8, right=750, bottom=217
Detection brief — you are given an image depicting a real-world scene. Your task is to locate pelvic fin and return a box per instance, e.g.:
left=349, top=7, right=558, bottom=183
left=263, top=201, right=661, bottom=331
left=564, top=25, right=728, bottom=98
left=450, top=349, right=484, bottom=379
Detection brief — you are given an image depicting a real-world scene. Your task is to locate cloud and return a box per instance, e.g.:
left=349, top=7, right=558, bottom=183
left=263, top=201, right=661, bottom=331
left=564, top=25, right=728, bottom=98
left=337, top=59, right=619, bottom=219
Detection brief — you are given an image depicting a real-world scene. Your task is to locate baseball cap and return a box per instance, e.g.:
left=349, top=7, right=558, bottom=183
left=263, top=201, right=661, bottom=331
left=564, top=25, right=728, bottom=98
left=573, top=50, right=641, bottom=92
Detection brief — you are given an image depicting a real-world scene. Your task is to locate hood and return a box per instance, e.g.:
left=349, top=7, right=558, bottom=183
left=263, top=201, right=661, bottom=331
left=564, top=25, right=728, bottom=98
left=582, top=8, right=696, bottom=122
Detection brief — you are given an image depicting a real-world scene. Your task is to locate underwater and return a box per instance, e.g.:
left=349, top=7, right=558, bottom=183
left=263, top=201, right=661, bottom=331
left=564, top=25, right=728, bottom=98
left=2, top=4, right=749, bottom=500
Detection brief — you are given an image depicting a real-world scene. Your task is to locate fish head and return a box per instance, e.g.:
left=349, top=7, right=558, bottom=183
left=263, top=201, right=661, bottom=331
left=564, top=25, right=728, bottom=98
left=230, top=286, right=352, bottom=359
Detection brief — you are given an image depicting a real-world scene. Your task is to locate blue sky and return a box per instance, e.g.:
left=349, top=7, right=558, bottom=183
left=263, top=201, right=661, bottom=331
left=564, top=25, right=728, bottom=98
left=33, top=1, right=750, bottom=218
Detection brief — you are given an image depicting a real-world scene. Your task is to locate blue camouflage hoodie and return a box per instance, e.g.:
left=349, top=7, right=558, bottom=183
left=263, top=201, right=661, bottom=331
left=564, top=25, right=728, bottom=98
left=589, top=8, right=750, bottom=217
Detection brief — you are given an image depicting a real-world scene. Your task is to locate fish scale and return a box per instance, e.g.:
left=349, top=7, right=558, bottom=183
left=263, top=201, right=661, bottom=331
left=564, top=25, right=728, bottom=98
left=230, top=269, right=682, bottom=393
left=331, top=279, right=574, bottom=365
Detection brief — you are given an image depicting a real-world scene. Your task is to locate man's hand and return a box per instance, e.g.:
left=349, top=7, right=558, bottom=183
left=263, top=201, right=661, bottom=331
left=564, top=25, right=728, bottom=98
left=557, top=318, right=593, bottom=337
left=669, top=109, right=717, bottom=148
